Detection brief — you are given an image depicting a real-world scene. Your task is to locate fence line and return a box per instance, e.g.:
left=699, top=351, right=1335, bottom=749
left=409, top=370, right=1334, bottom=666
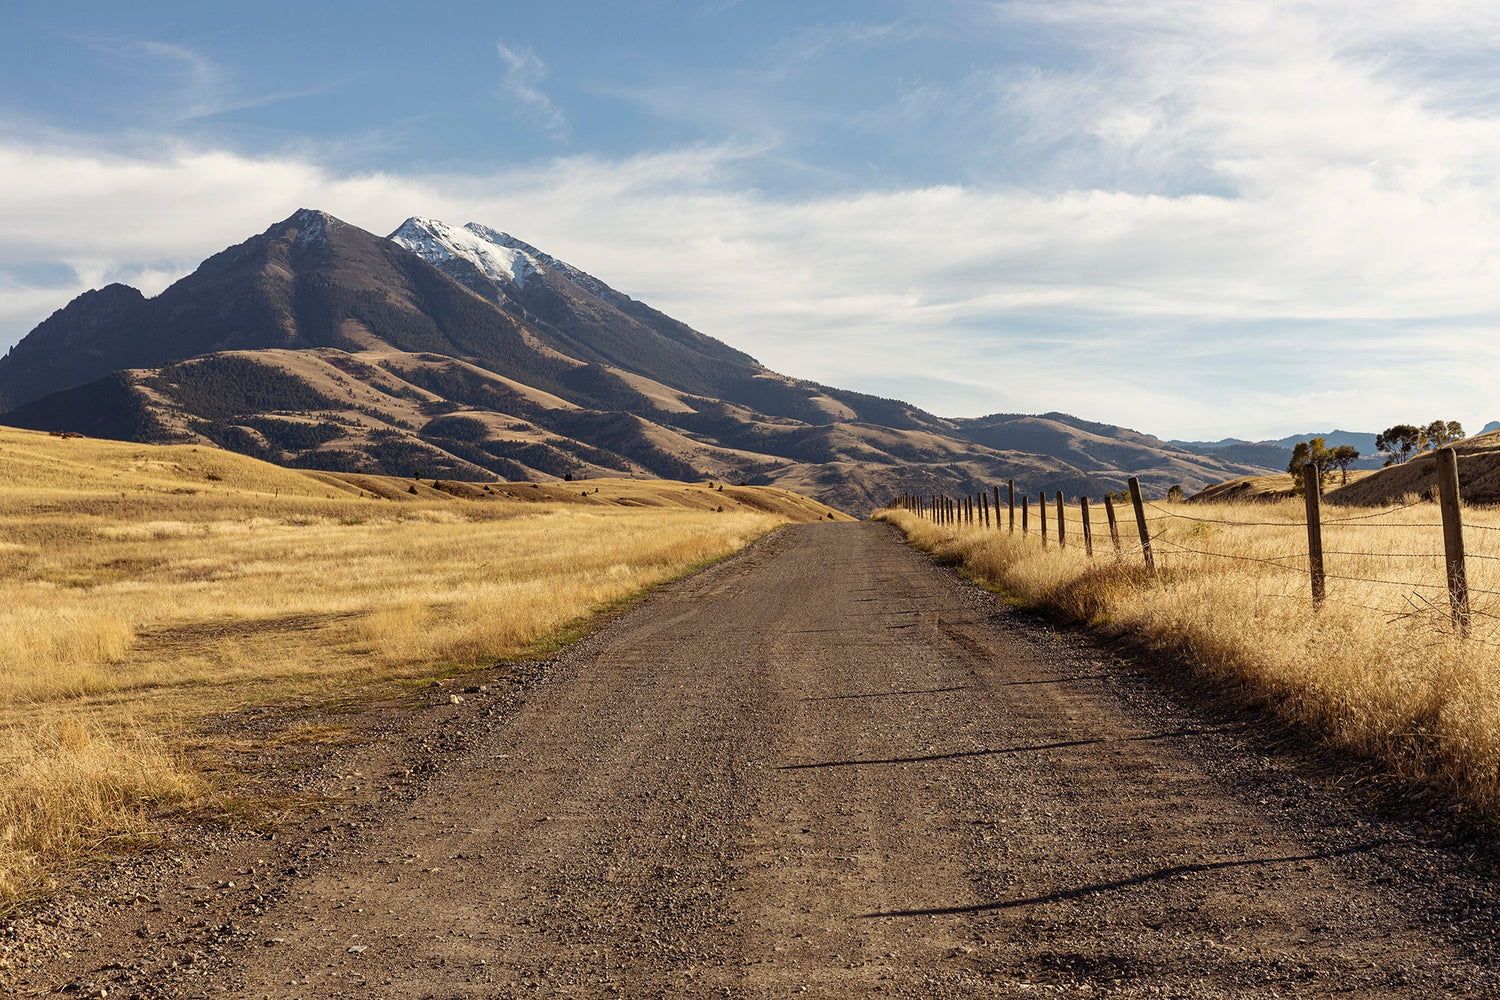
left=893, top=447, right=1485, bottom=638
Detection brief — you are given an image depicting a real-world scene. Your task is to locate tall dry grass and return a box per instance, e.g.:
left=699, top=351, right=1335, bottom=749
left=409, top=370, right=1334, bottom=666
left=0, top=474, right=783, bottom=908
left=0, top=722, right=203, bottom=905
left=878, top=497, right=1500, bottom=811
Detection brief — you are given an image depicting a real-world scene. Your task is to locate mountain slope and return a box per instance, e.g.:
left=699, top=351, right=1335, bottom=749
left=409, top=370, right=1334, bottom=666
left=1, top=210, right=1280, bottom=512
left=389, top=218, right=764, bottom=405
left=0, top=210, right=569, bottom=411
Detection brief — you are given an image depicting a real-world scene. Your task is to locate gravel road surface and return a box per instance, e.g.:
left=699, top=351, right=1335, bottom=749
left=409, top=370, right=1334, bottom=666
left=12, top=521, right=1499, bottom=998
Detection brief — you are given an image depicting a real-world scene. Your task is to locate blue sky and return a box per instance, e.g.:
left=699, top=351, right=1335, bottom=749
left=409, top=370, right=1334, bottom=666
left=4, top=1, right=1500, bottom=440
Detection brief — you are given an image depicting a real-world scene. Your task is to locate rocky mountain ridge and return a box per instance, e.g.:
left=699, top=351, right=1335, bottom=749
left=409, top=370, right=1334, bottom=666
left=0, top=209, right=1278, bottom=513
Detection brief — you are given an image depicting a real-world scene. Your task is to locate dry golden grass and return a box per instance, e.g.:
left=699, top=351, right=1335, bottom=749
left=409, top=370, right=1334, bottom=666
left=878, top=497, right=1500, bottom=812
left=0, top=426, right=816, bottom=907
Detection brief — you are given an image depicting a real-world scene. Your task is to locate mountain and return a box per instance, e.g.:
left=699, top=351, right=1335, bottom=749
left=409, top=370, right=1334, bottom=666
left=0, top=210, right=1280, bottom=512
left=1170, top=429, right=1385, bottom=473
left=1172, top=430, right=1377, bottom=451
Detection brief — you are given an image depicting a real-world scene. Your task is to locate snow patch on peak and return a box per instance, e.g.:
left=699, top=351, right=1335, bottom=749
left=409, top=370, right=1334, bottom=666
left=390, top=217, right=541, bottom=288
left=462, top=223, right=607, bottom=297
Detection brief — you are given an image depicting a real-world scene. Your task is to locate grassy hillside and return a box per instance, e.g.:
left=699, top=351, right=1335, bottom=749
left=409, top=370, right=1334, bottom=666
left=0, top=427, right=840, bottom=908
left=1327, top=430, right=1500, bottom=506
left=1191, top=469, right=1376, bottom=503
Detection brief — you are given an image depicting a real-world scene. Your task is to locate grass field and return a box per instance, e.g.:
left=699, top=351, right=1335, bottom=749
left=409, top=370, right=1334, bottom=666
left=0, top=427, right=828, bottom=909
left=878, top=498, right=1500, bottom=814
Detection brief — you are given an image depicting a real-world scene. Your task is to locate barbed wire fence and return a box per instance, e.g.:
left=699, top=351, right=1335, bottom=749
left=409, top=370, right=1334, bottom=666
left=894, top=447, right=1482, bottom=638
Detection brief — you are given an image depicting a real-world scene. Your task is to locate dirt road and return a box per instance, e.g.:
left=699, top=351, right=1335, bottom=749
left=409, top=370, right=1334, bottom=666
left=15, top=521, right=1500, bottom=997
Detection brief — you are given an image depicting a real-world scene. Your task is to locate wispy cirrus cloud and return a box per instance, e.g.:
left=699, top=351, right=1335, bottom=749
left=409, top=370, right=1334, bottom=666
left=766, top=19, right=917, bottom=73
left=495, top=39, right=568, bottom=139
left=67, top=36, right=331, bottom=125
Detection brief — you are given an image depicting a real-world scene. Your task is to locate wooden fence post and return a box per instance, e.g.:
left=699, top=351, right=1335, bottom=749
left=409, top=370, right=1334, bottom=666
left=1436, top=447, right=1470, bottom=636
left=1022, top=496, right=1029, bottom=534
left=1127, top=477, right=1154, bottom=571
left=981, top=491, right=990, bottom=528
left=1104, top=494, right=1122, bottom=556
left=1039, top=492, right=1048, bottom=547
left=1055, top=491, right=1066, bottom=550
left=1008, top=481, right=1016, bottom=533
left=993, top=486, right=1001, bottom=531
left=1302, top=463, right=1326, bottom=604
left=1081, top=496, right=1093, bottom=557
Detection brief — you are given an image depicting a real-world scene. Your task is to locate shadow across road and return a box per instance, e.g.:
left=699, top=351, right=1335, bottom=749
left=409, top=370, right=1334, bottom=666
left=778, top=727, right=1233, bottom=770
left=777, top=738, right=1106, bottom=770
left=857, top=841, right=1390, bottom=918
left=801, top=686, right=969, bottom=702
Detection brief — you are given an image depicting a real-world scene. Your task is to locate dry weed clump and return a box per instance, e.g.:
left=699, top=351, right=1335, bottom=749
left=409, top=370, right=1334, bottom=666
left=878, top=500, right=1500, bottom=812
left=0, top=720, right=202, bottom=906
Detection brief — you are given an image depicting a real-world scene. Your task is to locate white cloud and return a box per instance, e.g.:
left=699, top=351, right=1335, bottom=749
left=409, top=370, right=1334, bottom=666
left=495, top=40, right=568, bottom=139
left=3, top=130, right=1500, bottom=438
left=6, top=2, right=1500, bottom=437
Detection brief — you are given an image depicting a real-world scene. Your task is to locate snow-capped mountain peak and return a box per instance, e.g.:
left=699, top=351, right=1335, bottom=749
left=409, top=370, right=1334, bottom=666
left=389, top=216, right=542, bottom=288
left=461, top=223, right=610, bottom=298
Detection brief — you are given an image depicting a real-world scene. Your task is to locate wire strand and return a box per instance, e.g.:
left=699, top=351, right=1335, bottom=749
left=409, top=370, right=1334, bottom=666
left=1145, top=501, right=1306, bottom=528
left=1321, top=497, right=1431, bottom=522
left=1154, top=538, right=1309, bottom=574
left=1322, top=550, right=1446, bottom=560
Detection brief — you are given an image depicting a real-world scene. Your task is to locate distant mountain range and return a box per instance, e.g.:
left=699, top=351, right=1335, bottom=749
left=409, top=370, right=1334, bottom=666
left=1170, top=431, right=1385, bottom=473
left=0, top=209, right=1280, bottom=513
left=1173, top=424, right=1500, bottom=476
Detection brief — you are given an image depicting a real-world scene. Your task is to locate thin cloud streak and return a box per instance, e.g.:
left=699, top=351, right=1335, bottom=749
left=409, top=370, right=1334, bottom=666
left=495, top=40, right=568, bottom=139
left=68, top=36, right=333, bottom=124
